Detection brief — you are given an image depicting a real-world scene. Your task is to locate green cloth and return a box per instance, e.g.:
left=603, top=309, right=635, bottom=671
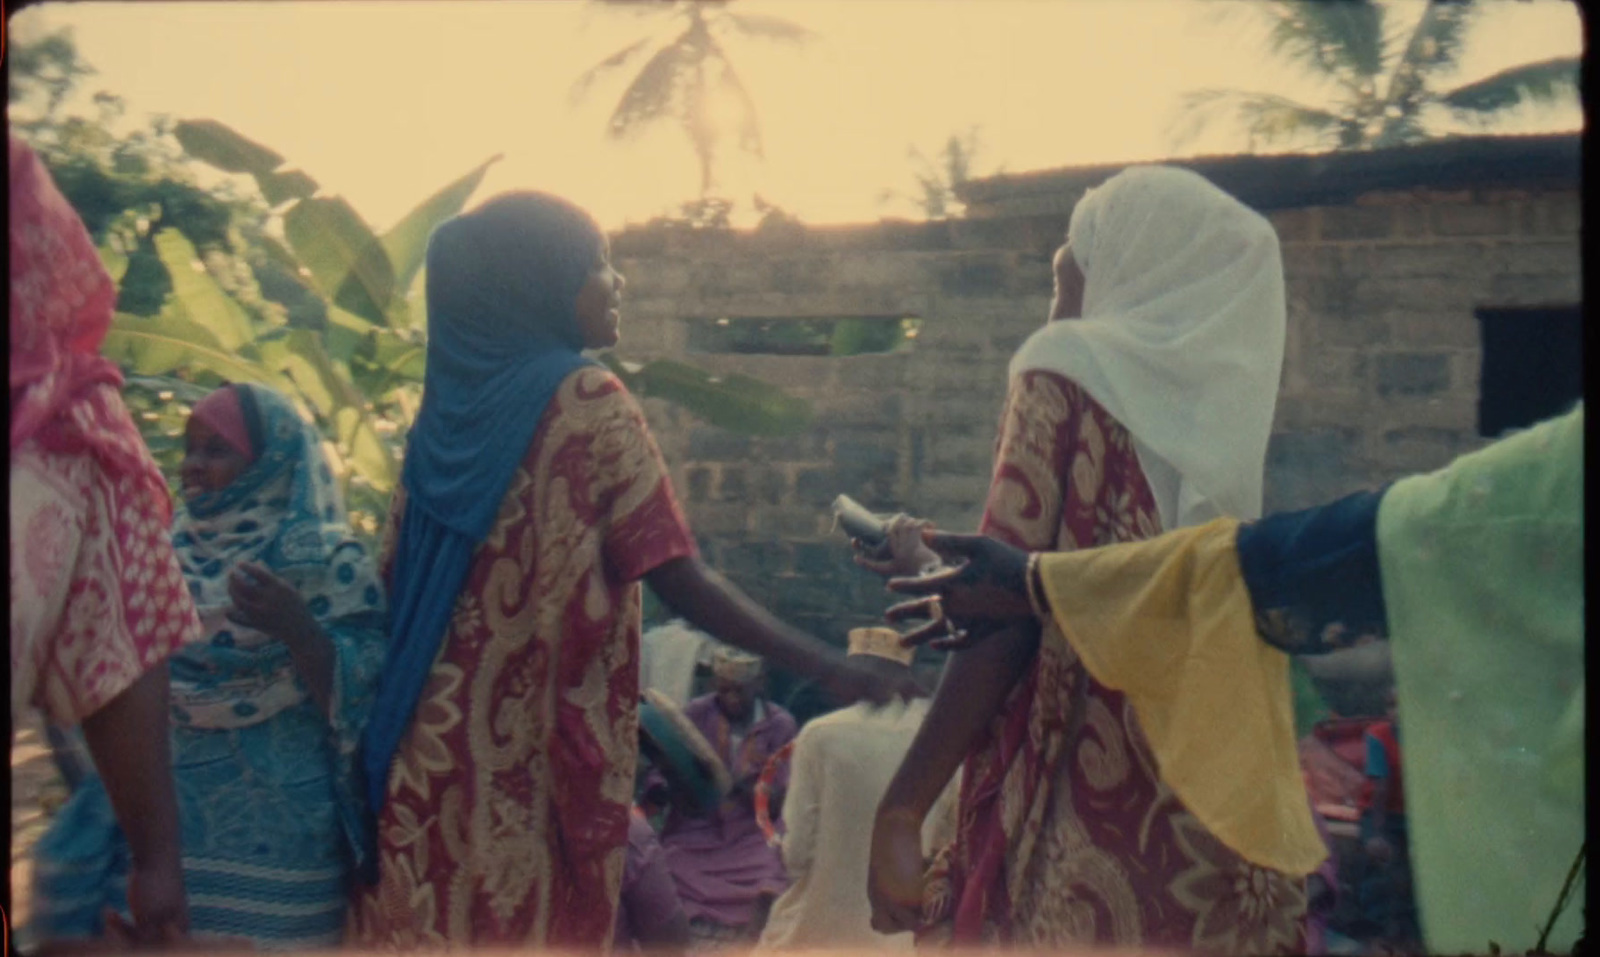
left=1377, top=404, right=1584, bottom=955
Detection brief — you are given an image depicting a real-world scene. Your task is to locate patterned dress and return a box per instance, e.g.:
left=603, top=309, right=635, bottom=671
left=349, top=368, right=698, bottom=949
left=29, top=387, right=387, bottom=950
left=921, top=371, right=1308, bottom=953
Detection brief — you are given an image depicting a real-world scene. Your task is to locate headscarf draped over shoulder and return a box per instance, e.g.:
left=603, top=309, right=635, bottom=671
left=1011, top=165, right=1287, bottom=528
left=361, top=192, right=607, bottom=834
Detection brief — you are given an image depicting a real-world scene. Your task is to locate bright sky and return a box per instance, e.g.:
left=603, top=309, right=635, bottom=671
left=11, top=0, right=1585, bottom=231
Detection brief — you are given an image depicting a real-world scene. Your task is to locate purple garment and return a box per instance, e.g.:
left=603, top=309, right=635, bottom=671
left=1306, top=803, right=1340, bottom=954
left=657, top=695, right=797, bottom=928
left=615, top=813, right=687, bottom=950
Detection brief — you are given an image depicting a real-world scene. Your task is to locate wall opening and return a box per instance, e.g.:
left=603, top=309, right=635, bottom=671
left=1476, top=306, right=1583, bottom=438
left=686, top=316, right=921, bottom=357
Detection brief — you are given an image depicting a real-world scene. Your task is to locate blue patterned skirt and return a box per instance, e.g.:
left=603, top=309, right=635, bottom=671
left=29, top=705, right=352, bottom=950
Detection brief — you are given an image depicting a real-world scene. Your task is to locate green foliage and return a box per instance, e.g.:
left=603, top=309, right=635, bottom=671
left=1172, top=0, right=1581, bottom=152
left=14, top=27, right=815, bottom=544
left=879, top=127, right=999, bottom=221
left=600, top=355, right=812, bottom=437
left=1290, top=659, right=1333, bottom=738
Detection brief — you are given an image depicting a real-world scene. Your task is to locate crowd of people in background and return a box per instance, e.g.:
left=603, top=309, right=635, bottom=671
left=10, top=127, right=1581, bottom=957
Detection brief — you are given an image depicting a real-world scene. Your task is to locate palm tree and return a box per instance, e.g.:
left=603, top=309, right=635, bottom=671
left=879, top=127, right=998, bottom=220
left=1172, top=0, right=1581, bottom=152
left=571, top=1, right=815, bottom=198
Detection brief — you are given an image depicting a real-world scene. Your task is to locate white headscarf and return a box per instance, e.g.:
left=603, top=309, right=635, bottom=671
left=1009, top=165, right=1286, bottom=528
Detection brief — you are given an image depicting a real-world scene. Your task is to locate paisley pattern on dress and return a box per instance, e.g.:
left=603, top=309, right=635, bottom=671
left=919, top=371, right=1307, bottom=953
left=350, top=368, right=697, bottom=950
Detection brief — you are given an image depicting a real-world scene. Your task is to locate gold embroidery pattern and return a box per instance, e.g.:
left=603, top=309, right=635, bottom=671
left=356, top=368, right=692, bottom=948
left=1170, top=811, right=1308, bottom=953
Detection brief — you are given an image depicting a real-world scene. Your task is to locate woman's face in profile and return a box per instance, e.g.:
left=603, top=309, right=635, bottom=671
left=1049, top=242, right=1086, bottom=322
left=574, top=239, right=626, bottom=350
left=180, top=414, right=252, bottom=501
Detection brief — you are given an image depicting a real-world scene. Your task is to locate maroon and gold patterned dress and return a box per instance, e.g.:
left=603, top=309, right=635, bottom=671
left=920, top=370, right=1308, bottom=953
left=349, top=367, right=697, bottom=949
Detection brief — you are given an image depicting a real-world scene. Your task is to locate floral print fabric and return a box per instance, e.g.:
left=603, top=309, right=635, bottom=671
left=349, top=368, right=698, bottom=949
left=920, top=371, right=1307, bottom=953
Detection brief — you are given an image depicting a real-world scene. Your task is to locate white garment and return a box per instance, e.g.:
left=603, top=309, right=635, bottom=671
left=640, top=619, right=713, bottom=709
left=1010, top=165, right=1286, bottom=527
left=755, top=698, right=957, bottom=951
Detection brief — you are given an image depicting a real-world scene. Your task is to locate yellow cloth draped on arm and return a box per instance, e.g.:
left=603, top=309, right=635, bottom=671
left=1034, top=518, right=1326, bottom=877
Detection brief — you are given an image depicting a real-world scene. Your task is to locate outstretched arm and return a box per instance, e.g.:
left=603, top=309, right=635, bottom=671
left=869, top=621, right=1040, bottom=932
left=646, top=556, right=918, bottom=706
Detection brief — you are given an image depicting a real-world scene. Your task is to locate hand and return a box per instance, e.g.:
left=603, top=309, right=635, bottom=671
left=125, top=853, right=189, bottom=945
left=869, top=806, right=926, bottom=934
left=226, top=561, right=314, bottom=638
left=854, top=514, right=940, bottom=580
left=883, top=530, right=1035, bottom=650
left=820, top=655, right=922, bottom=707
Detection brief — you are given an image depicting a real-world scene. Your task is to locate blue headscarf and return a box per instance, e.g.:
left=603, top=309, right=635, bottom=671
left=359, top=193, right=604, bottom=857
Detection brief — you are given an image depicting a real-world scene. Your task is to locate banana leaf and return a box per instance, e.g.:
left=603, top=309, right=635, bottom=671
left=103, top=312, right=297, bottom=394
left=257, top=168, right=319, bottom=206
left=173, top=118, right=285, bottom=176
left=283, top=196, right=395, bottom=327
left=380, top=154, right=502, bottom=300
left=152, top=229, right=257, bottom=352
left=601, top=355, right=812, bottom=436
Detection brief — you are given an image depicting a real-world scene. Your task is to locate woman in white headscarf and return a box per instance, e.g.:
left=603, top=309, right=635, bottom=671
left=858, top=166, right=1304, bottom=952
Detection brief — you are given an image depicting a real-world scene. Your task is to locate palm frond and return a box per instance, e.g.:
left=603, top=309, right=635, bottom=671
left=1261, top=0, right=1386, bottom=88
left=570, top=36, right=656, bottom=105
left=722, top=11, right=817, bottom=44
left=1438, top=55, right=1581, bottom=115
left=710, top=52, right=764, bottom=158
left=1172, top=88, right=1351, bottom=151
left=1376, top=0, right=1480, bottom=136
left=1389, top=0, right=1477, bottom=80
left=606, top=30, right=701, bottom=138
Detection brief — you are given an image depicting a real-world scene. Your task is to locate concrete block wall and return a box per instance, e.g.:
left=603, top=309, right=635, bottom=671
left=611, top=186, right=1581, bottom=652
left=1268, top=186, right=1581, bottom=511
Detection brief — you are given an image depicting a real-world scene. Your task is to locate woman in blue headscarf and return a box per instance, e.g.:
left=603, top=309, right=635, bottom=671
left=29, top=383, right=387, bottom=952
left=349, top=192, right=906, bottom=950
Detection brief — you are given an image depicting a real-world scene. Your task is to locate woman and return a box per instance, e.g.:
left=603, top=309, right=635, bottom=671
left=873, top=401, right=1583, bottom=956
left=30, top=383, right=387, bottom=950
left=858, top=166, right=1308, bottom=951
left=10, top=134, right=199, bottom=944
left=349, top=192, right=906, bottom=950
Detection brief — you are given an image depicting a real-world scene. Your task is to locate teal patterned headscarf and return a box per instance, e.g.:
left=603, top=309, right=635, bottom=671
left=168, top=384, right=384, bottom=729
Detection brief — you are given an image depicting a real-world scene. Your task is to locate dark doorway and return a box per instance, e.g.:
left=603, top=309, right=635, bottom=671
left=1476, top=306, right=1584, bottom=438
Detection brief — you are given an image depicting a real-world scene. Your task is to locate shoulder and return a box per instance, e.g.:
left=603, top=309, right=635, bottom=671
left=557, top=365, right=635, bottom=409
left=766, top=702, right=798, bottom=734
left=1007, top=369, right=1102, bottom=423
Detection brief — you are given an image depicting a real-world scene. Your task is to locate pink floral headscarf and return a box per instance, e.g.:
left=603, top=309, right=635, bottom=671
left=9, top=134, right=173, bottom=523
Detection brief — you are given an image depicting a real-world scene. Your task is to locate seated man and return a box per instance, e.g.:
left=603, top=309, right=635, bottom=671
left=756, top=628, right=954, bottom=951
left=656, top=647, right=797, bottom=947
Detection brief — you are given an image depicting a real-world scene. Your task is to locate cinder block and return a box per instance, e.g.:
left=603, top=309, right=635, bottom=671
left=1373, top=352, right=1452, bottom=397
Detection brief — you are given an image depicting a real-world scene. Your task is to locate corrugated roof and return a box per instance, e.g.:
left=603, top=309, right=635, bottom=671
left=955, top=133, right=1582, bottom=215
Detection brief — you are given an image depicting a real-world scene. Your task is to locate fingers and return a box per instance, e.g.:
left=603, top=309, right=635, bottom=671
left=885, top=566, right=963, bottom=595
left=884, top=596, right=940, bottom=624
left=920, top=531, right=990, bottom=562
left=853, top=553, right=900, bottom=576
left=897, top=618, right=951, bottom=649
